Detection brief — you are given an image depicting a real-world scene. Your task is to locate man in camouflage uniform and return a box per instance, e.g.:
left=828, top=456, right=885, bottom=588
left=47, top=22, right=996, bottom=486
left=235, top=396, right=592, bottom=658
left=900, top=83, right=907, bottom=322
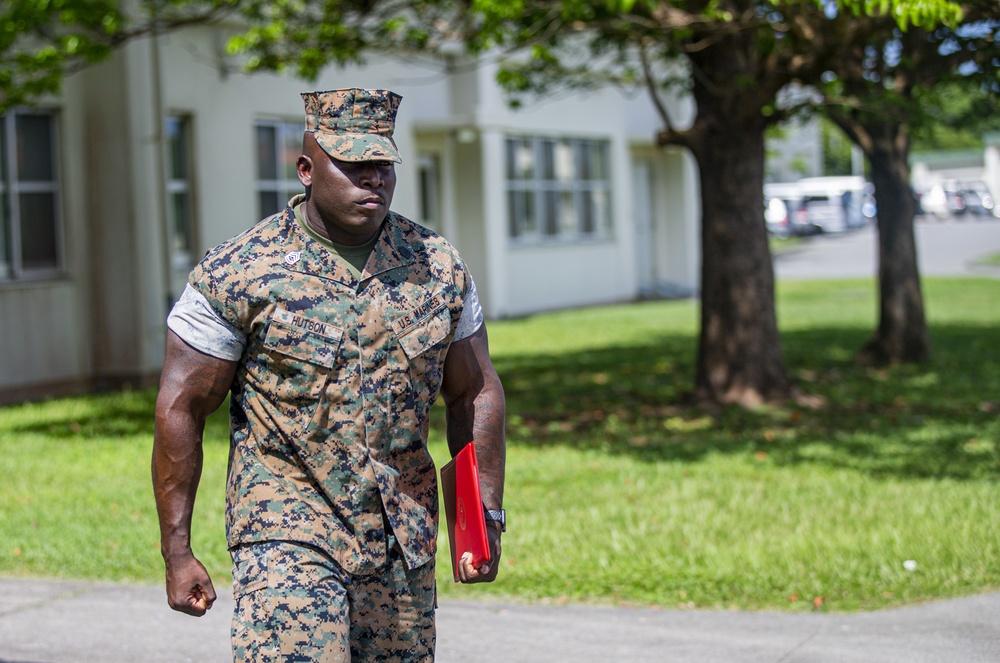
left=152, top=88, right=506, bottom=662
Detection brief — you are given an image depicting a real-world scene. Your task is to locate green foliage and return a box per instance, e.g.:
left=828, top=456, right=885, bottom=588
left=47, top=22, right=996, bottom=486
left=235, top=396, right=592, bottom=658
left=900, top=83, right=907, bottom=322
left=0, top=0, right=123, bottom=110
left=911, top=79, right=1000, bottom=150
left=2, top=279, right=1000, bottom=611
left=224, top=0, right=469, bottom=82
left=822, top=119, right=856, bottom=175
left=838, top=0, right=964, bottom=29
left=0, top=0, right=238, bottom=113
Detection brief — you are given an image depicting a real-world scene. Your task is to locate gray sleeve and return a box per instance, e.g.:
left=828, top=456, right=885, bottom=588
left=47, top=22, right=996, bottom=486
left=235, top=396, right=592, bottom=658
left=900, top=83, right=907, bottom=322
left=454, top=277, right=485, bottom=342
left=166, top=284, right=246, bottom=361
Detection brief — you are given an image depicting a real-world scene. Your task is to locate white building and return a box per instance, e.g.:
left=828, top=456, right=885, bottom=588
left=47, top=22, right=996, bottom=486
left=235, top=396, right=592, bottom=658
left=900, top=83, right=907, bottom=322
left=0, top=24, right=702, bottom=404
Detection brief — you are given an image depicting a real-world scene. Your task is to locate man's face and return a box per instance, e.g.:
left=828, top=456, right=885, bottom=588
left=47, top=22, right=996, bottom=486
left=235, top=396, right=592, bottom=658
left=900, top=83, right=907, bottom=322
left=297, top=133, right=397, bottom=245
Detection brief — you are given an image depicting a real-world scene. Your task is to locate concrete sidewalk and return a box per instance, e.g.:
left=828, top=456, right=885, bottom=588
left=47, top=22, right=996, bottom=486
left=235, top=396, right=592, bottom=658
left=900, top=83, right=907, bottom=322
left=2, top=578, right=999, bottom=662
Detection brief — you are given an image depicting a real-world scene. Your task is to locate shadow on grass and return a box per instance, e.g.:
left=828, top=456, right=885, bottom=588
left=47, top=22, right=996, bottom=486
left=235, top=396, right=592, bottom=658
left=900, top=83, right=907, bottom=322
left=7, top=323, right=997, bottom=481
left=4, top=390, right=158, bottom=439
left=5, top=388, right=232, bottom=445
left=488, top=322, right=1000, bottom=481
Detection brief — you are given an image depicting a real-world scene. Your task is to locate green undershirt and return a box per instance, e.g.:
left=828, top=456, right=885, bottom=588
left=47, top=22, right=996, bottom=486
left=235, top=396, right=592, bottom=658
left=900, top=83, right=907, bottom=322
left=294, top=202, right=381, bottom=279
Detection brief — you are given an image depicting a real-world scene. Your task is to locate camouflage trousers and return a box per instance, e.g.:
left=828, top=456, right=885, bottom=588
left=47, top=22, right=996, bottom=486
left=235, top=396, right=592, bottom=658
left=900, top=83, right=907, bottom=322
left=230, top=539, right=436, bottom=662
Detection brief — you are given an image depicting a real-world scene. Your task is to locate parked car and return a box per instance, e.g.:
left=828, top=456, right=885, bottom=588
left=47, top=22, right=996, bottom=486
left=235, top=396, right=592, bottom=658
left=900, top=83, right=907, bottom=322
left=765, top=196, right=791, bottom=237
left=794, top=176, right=870, bottom=233
left=765, top=195, right=822, bottom=238
left=764, top=182, right=822, bottom=237
left=918, top=181, right=996, bottom=219
left=956, top=182, right=996, bottom=218
left=767, top=177, right=870, bottom=235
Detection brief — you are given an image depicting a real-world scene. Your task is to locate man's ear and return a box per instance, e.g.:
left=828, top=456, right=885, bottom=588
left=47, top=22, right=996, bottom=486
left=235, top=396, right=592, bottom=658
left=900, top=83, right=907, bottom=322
left=297, top=155, right=313, bottom=186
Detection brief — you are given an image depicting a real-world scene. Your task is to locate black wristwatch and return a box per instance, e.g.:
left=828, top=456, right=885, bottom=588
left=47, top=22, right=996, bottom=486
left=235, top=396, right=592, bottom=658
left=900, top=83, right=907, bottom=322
left=484, top=509, right=506, bottom=533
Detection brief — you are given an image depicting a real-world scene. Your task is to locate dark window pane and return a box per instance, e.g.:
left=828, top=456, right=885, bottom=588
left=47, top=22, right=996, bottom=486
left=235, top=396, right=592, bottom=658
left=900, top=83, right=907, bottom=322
left=0, top=121, right=7, bottom=182
left=581, top=191, right=594, bottom=234
left=559, top=191, right=576, bottom=235
left=419, top=156, right=440, bottom=229
left=508, top=190, right=536, bottom=238
left=16, top=114, right=54, bottom=182
left=541, top=140, right=555, bottom=181
left=259, top=190, right=280, bottom=219
left=0, top=121, right=8, bottom=274
left=19, top=192, right=58, bottom=269
left=171, top=192, right=192, bottom=250
left=283, top=124, right=301, bottom=181
left=543, top=191, right=559, bottom=236
left=594, top=189, right=610, bottom=233
left=522, top=191, right=536, bottom=235
left=594, top=143, right=608, bottom=180
left=168, top=117, right=189, bottom=180
left=256, top=125, right=277, bottom=180
left=543, top=139, right=574, bottom=182
left=507, top=190, right=520, bottom=238
left=0, top=190, right=9, bottom=277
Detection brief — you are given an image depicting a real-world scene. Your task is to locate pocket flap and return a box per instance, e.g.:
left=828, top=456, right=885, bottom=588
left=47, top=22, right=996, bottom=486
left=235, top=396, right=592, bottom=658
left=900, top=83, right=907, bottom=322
left=265, top=309, right=343, bottom=368
left=393, top=296, right=451, bottom=359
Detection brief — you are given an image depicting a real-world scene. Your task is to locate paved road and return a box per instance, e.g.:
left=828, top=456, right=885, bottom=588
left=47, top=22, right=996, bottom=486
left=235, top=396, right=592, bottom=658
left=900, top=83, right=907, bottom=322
left=774, top=217, right=1000, bottom=280
left=2, top=578, right=1000, bottom=663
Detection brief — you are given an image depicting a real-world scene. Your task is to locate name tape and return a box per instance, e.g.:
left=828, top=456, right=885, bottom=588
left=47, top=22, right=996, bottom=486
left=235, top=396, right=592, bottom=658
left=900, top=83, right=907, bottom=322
left=272, top=309, right=339, bottom=340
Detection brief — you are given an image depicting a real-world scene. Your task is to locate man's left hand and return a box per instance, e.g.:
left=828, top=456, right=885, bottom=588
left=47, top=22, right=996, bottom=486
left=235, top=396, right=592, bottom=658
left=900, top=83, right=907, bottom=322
left=458, top=523, right=502, bottom=583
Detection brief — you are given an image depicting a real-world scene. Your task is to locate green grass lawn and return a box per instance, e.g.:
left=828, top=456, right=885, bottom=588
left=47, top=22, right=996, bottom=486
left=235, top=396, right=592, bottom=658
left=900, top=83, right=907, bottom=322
left=1, top=277, right=998, bottom=612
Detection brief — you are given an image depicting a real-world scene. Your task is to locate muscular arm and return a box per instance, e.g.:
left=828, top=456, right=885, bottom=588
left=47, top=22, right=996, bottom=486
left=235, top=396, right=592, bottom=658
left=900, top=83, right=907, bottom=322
left=440, top=323, right=506, bottom=582
left=152, top=330, right=238, bottom=616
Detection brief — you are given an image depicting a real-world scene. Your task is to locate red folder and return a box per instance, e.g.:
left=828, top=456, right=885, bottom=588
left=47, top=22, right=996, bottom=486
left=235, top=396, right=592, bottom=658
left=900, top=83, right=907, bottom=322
left=440, top=441, right=491, bottom=582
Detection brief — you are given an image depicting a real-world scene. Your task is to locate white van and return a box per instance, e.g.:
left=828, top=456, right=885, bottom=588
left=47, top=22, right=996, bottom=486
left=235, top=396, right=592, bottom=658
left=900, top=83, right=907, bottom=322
left=794, top=176, right=871, bottom=233
left=766, top=177, right=871, bottom=235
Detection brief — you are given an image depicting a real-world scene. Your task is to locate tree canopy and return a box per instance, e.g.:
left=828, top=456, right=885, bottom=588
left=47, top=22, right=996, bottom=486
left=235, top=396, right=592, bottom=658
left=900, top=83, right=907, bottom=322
left=1, top=0, right=968, bottom=113
left=0, top=0, right=240, bottom=112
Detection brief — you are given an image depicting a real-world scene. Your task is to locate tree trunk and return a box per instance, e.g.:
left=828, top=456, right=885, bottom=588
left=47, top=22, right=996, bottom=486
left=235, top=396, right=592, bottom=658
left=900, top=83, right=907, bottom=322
left=659, top=4, right=794, bottom=407
left=690, top=125, right=792, bottom=406
left=859, top=137, right=930, bottom=364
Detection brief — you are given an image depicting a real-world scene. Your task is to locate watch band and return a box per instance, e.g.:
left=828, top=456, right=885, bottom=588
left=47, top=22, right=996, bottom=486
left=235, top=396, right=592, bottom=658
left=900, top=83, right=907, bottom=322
left=484, top=509, right=506, bottom=533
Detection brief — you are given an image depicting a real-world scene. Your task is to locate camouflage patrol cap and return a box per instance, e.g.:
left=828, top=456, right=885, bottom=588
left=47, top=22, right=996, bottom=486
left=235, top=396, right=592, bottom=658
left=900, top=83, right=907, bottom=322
left=302, top=88, right=403, bottom=163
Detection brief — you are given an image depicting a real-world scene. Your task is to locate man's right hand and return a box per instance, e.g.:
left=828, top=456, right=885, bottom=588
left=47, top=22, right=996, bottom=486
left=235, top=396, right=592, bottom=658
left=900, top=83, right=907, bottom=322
left=165, top=553, right=217, bottom=617
left=153, top=331, right=236, bottom=619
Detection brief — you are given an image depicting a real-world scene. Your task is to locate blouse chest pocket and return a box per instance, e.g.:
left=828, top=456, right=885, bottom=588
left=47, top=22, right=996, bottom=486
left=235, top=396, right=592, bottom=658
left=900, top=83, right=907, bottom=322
left=391, top=295, right=453, bottom=359
left=253, top=309, right=344, bottom=413
left=265, top=309, right=342, bottom=368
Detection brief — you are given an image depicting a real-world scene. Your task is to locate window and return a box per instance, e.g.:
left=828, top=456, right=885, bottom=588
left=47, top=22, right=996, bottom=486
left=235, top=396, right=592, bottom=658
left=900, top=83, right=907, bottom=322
left=256, top=120, right=303, bottom=219
left=167, top=115, right=196, bottom=273
left=0, top=110, right=62, bottom=280
left=417, top=153, right=441, bottom=232
left=506, top=135, right=611, bottom=243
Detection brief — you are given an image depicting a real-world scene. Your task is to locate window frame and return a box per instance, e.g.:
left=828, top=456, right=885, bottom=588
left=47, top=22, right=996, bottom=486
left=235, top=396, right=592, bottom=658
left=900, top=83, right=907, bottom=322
left=255, top=119, right=304, bottom=220
left=0, top=109, right=65, bottom=282
left=166, top=113, right=198, bottom=274
left=505, top=134, right=613, bottom=245
left=417, top=152, right=442, bottom=232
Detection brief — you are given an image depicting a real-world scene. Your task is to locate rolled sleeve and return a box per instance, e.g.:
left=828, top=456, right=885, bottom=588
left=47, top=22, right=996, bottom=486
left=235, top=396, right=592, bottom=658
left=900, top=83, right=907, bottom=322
left=454, top=277, right=484, bottom=342
left=167, top=284, right=246, bottom=361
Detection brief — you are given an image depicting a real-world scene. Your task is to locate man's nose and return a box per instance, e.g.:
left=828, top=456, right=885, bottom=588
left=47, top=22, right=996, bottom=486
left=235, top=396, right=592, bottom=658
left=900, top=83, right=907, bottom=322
left=358, top=163, right=383, bottom=187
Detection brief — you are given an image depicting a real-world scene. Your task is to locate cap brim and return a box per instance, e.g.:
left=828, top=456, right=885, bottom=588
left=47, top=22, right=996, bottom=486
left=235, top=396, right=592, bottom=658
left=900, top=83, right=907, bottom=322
left=313, top=131, right=402, bottom=163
